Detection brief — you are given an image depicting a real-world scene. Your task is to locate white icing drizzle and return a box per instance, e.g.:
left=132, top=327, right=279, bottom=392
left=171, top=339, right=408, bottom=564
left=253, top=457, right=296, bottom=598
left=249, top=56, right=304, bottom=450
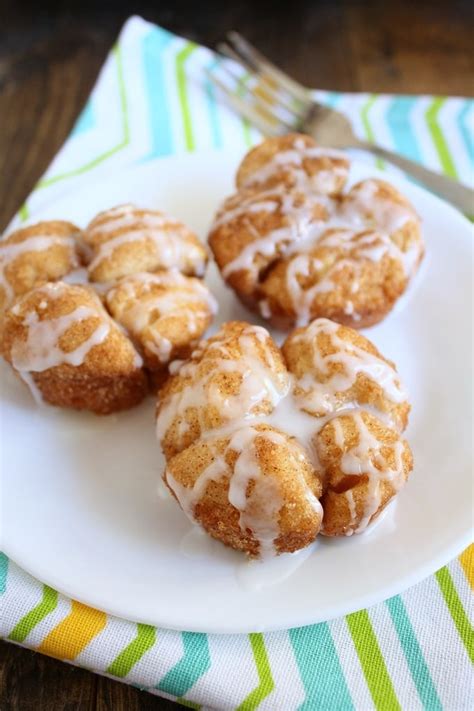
left=62, top=267, right=89, bottom=285
left=0, top=234, right=78, bottom=301
left=156, top=324, right=289, bottom=446
left=227, top=426, right=285, bottom=559
left=106, top=271, right=217, bottom=364
left=335, top=411, right=406, bottom=535
left=217, top=188, right=329, bottom=283
left=211, top=153, right=421, bottom=325
left=237, top=541, right=318, bottom=591
left=240, top=139, right=348, bottom=193
left=158, top=318, right=410, bottom=549
left=87, top=206, right=206, bottom=277
left=289, top=318, right=407, bottom=421
left=166, top=424, right=320, bottom=559
left=10, top=284, right=111, bottom=403
left=88, top=205, right=168, bottom=236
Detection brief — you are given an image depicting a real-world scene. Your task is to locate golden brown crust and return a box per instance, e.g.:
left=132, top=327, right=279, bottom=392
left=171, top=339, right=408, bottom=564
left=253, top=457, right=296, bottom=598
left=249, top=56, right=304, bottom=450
left=157, top=321, right=289, bottom=460
left=105, top=271, right=216, bottom=373
left=1, top=208, right=215, bottom=413
left=236, top=133, right=350, bottom=195
left=208, top=187, right=328, bottom=297
left=157, top=317, right=413, bottom=554
left=282, top=319, right=410, bottom=431
left=2, top=282, right=148, bottom=414
left=259, top=231, right=409, bottom=330
left=316, top=411, right=413, bottom=536
left=85, top=205, right=208, bottom=282
left=0, top=221, right=82, bottom=313
left=164, top=424, right=323, bottom=556
left=209, top=135, right=424, bottom=330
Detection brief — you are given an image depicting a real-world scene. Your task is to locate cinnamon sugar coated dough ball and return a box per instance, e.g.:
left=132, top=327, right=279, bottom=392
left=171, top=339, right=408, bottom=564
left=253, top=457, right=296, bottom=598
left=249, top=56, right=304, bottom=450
left=0, top=206, right=217, bottom=413
left=164, top=425, right=323, bottom=556
left=236, top=133, right=350, bottom=195
left=209, top=133, right=424, bottom=329
left=208, top=187, right=329, bottom=299
left=156, top=321, right=290, bottom=460
left=316, top=411, right=413, bottom=536
left=0, top=221, right=82, bottom=313
left=2, top=282, right=148, bottom=414
left=105, top=270, right=217, bottom=374
left=85, top=204, right=208, bottom=283
left=156, top=317, right=414, bottom=556
left=282, top=318, right=410, bottom=432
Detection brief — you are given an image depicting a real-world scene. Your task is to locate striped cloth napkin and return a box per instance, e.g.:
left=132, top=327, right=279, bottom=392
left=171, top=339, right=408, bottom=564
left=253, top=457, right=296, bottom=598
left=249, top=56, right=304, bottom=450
left=1, top=15, right=473, bottom=711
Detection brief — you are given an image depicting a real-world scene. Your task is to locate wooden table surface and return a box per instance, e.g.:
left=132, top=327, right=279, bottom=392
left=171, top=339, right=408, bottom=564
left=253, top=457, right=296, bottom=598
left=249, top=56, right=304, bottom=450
left=0, top=0, right=472, bottom=708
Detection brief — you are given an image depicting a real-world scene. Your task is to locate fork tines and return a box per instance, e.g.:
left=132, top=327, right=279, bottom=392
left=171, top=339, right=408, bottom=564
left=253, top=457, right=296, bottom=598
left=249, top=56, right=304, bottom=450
left=207, top=31, right=314, bottom=136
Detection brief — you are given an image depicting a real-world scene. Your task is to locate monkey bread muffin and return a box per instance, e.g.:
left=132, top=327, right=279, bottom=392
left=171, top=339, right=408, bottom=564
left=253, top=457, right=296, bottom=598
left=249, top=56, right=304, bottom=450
left=0, top=221, right=82, bottom=315
left=2, top=282, right=147, bottom=414
left=1, top=205, right=216, bottom=412
left=156, top=318, right=413, bottom=557
left=209, top=133, right=424, bottom=329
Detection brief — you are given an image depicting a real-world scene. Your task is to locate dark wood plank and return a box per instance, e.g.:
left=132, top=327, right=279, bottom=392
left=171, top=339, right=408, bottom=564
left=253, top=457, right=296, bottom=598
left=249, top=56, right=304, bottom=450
left=345, top=0, right=474, bottom=95
left=0, top=642, right=97, bottom=711
left=0, top=642, right=186, bottom=710
left=95, top=674, right=185, bottom=711
left=0, top=1, right=472, bottom=709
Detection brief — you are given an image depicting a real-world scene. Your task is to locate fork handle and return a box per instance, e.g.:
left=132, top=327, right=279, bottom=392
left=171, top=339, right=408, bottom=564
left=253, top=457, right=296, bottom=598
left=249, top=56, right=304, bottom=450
left=356, top=141, right=473, bottom=215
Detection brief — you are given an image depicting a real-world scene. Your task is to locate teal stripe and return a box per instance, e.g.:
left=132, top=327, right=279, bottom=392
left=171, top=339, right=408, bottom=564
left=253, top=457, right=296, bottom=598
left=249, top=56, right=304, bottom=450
left=71, top=99, right=95, bottom=136
left=156, top=632, right=210, bottom=697
left=289, top=624, right=353, bottom=711
left=142, top=27, right=174, bottom=160
left=205, top=59, right=223, bottom=148
left=386, top=596, right=442, bottom=711
left=324, top=92, right=342, bottom=109
left=458, top=100, right=474, bottom=163
left=0, top=553, right=8, bottom=594
left=386, top=96, right=422, bottom=163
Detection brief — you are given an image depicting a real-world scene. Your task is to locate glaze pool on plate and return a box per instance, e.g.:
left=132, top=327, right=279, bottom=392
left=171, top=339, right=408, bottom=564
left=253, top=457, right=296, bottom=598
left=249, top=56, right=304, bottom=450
left=2, top=150, right=472, bottom=633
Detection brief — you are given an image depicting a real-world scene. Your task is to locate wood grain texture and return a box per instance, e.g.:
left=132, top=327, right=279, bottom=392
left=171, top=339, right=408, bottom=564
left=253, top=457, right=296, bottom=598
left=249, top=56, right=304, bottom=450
left=0, top=642, right=185, bottom=710
left=0, top=0, right=472, bottom=708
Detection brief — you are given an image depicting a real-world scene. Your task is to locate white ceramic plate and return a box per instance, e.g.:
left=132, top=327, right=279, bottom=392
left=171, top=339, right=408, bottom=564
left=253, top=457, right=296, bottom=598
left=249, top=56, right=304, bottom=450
left=1, top=150, right=472, bottom=633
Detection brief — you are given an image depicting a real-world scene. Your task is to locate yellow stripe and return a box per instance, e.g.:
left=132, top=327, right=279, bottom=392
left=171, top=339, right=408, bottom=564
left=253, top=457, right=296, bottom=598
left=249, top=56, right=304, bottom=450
left=459, top=544, right=474, bottom=590
left=38, top=600, right=107, bottom=659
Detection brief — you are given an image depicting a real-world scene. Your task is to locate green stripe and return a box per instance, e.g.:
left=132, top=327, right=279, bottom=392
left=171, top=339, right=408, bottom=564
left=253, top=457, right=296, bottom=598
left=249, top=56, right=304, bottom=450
left=106, top=623, right=156, bottom=678
left=36, top=43, right=130, bottom=190
left=425, top=97, right=458, bottom=178
left=156, top=632, right=210, bottom=697
left=18, top=203, right=29, bottom=222
left=8, top=585, right=58, bottom=643
left=236, top=633, right=275, bottom=711
left=435, top=567, right=474, bottom=662
left=176, top=700, right=201, bottom=710
left=385, top=596, right=442, bottom=711
left=361, top=94, right=384, bottom=169
left=242, top=117, right=253, bottom=147
left=176, top=43, right=197, bottom=151
left=236, top=72, right=254, bottom=147
left=346, top=610, right=401, bottom=711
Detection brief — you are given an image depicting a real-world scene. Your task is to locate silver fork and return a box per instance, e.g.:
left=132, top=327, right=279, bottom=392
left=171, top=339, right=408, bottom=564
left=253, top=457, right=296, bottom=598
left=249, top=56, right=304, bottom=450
left=208, top=31, right=473, bottom=214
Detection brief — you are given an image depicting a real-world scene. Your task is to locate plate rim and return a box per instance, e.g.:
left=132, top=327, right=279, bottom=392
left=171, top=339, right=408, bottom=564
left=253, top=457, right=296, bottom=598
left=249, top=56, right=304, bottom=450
left=3, top=148, right=473, bottom=633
